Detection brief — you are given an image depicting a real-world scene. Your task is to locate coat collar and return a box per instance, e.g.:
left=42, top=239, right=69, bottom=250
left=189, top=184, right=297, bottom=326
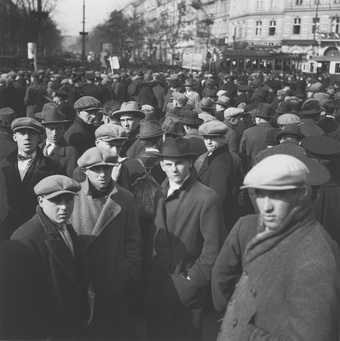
left=161, top=173, right=196, bottom=201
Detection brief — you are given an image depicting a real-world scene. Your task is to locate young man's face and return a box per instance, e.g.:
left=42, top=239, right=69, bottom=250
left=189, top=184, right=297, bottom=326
left=204, top=136, right=225, bottom=153
left=160, top=158, right=191, bottom=184
left=39, top=193, right=74, bottom=225
left=45, top=124, right=66, bottom=145
left=85, top=165, right=113, bottom=191
left=13, top=129, right=40, bottom=155
left=120, top=114, right=136, bottom=134
left=254, top=188, right=303, bottom=231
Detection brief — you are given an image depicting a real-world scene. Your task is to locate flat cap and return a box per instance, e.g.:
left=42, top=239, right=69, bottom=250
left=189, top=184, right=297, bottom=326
left=198, top=112, right=215, bottom=123
left=34, top=175, right=80, bottom=199
left=74, top=96, right=101, bottom=111
left=199, top=120, right=228, bottom=136
left=302, top=135, right=340, bottom=159
left=78, top=146, right=117, bottom=169
left=11, top=117, right=43, bottom=134
left=0, top=107, right=15, bottom=120
left=224, top=107, right=244, bottom=119
left=95, top=124, right=127, bottom=142
left=243, top=154, right=310, bottom=190
left=277, top=113, right=301, bottom=126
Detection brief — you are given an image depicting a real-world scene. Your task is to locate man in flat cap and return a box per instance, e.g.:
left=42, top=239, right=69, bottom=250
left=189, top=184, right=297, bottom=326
left=224, top=107, right=246, bottom=154
left=11, top=175, right=88, bottom=338
left=146, top=137, right=224, bottom=341
left=40, top=103, right=78, bottom=177
left=213, top=154, right=340, bottom=341
left=64, top=96, right=102, bottom=155
left=71, top=146, right=142, bottom=339
left=0, top=117, right=62, bottom=239
left=195, top=120, right=239, bottom=233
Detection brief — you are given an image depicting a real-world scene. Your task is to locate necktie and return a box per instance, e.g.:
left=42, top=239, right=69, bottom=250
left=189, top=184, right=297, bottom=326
left=45, top=143, right=55, bottom=156
left=59, top=225, right=75, bottom=256
left=17, top=154, right=33, bottom=161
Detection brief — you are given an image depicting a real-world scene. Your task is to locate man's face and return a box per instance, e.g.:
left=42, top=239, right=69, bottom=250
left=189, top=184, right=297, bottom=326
left=204, top=136, right=225, bottom=153
left=160, top=158, right=191, bottom=184
left=85, top=165, right=113, bottom=191
left=45, top=124, right=65, bottom=145
left=13, top=129, right=40, bottom=155
left=120, top=114, right=136, bottom=134
left=79, top=110, right=98, bottom=125
left=39, top=194, right=74, bottom=225
left=254, top=188, right=303, bottom=230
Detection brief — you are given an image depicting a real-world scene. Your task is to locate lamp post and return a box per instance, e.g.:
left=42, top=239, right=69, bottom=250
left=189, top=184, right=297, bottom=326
left=79, top=0, right=88, bottom=64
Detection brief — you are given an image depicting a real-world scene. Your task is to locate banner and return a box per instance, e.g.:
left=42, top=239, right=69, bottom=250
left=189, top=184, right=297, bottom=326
left=27, top=42, right=37, bottom=60
left=108, top=56, right=120, bottom=70
left=182, top=52, right=203, bottom=70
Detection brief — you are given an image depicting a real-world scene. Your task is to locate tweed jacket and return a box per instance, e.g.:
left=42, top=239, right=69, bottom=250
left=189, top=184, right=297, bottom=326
left=218, top=212, right=340, bottom=341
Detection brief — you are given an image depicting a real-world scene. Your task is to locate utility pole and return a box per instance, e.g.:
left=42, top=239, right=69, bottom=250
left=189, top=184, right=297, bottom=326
left=313, top=0, right=320, bottom=56
left=80, top=0, right=88, bottom=64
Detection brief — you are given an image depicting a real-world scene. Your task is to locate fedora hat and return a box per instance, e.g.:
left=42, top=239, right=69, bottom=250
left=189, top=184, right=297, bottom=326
left=111, top=101, right=145, bottom=120
left=276, top=125, right=304, bottom=142
left=160, top=137, right=196, bottom=159
left=177, top=108, right=203, bottom=126
left=184, top=79, right=193, bottom=87
left=41, top=103, right=70, bottom=125
left=300, top=99, right=322, bottom=117
left=255, top=103, right=274, bottom=120
left=138, top=120, right=163, bottom=139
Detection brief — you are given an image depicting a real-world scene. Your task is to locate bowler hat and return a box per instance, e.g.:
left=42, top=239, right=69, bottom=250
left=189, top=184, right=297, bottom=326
left=74, top=96, right=102, bottom=111
left=256, top=103, right=274, bottom=120
left=302, top=135, right=340, bottom=160
left=160, top=137, right=196, bottom=159
left=41, top=103, right=70, bottom=125
left=199, top=120, right=228, bottom=137
left=11, top=117, right=43, bottom=135
left=138, top=120, right=163, bottom=139
left=300, top=99, right=322, bottom=117
left=95, top=124, right=127, bottom=142
left=78, top=147, right=117, bottom=169
left=184, top=79, right=193, bottom=87
left=177, top=108, right=203, bottom=126
left=111, top=101, right=145, bottom=120
left=34, top=175, right=80, bottom=199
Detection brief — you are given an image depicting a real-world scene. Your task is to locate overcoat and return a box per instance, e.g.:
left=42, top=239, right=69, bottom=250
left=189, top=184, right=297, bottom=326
left=64, top=116, right=96, bottom=155
left=11, top=207, right=88, bottom=337
left=218, top=212, right=340, bottom=341
left=239, top=122, right=275, bottom=170
left=71, top=180, right=142, bottom=336
left=41, top=139, right=79, bottom=177
left=0, top=149, right=62, bottom=238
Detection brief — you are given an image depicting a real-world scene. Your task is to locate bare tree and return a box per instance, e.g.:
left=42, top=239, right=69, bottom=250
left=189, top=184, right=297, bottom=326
left=13, top=0, right=57, bottom=14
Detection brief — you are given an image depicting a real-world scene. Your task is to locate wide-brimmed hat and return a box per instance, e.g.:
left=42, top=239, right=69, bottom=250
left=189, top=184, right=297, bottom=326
left=177, top=108, right=203, bottom=126
left=138, top=120, right=163, bottom=139
left=300, top=99, right=322, bottom=117
left=160, top=137, right=196, bottom=159
left=255, top=103, right=274, bottom=120
left=302, top=135, right=340, bottom=160
left=111, top=101, right=145, bottom=120
left=184, top=79, right=193, bottom=87
left=41, top=103, right=70, bottom=125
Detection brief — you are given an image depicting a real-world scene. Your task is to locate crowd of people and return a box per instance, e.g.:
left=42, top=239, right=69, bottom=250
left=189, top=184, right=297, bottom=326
left=0, top=66, right=339, bottom=340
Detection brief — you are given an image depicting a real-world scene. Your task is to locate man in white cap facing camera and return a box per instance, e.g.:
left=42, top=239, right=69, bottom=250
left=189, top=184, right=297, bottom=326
left=214, top=154, right=340, bottom=341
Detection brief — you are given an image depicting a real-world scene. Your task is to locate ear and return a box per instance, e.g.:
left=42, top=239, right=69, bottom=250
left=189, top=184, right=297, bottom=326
left=160, top=160, right=166, bottom=172
left=12, top=133, right=17, bottom=143
left=38, top=196, right=44, bottom=206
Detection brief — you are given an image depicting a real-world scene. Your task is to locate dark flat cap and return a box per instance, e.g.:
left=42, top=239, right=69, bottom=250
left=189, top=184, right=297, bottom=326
left=302, top=135, right=340, bottom=159
left=74, top=96, right=102, bottom=111
left=0, top=107, right=15, bottom=118
left=78, top=147, right=117, bottom=169
left=95, top=124, right=127, bottom=141
left=34, top=175, right=80, bottom=199
left=138, top=120, right=163, bottom=139
left=11, top=117, right=43, bottom=134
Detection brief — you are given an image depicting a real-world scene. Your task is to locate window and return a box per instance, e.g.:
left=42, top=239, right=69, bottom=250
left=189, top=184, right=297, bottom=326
left=296, top=0, right=303, bottom=4
left=269, top=20, right=276, bottom=35
left=256, top=0, right=263, bottom=9
left=332, top=17, right=340, bottom=34
left=312, top=17, right=320, bottom=34
left=293, top=17, right=301, bottom=34
left=256, top=20, right=262, bottom=35
left=335, top=63, right=340, bottom=73
left=335, top=0, right=340, bottom=4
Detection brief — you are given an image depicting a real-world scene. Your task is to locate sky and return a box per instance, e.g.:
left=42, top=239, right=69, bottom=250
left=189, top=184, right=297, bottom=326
left=53, top=0, right=130, bottom=36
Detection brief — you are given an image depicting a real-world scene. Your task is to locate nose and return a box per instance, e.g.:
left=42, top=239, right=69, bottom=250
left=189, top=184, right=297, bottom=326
left=263, top=196, right=273, bottom=213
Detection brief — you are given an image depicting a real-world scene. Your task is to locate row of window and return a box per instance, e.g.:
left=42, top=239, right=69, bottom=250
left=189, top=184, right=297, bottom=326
left=253, top=16, right=340, bottom=36
left=256, top=0, right=340, bottom=9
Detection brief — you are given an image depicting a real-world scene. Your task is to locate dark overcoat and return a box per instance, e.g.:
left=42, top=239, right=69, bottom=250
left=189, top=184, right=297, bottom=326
left=239, top=122, right=275, bottom=170
left=64, top=116, right=96, bottom=155
left=218, top=212, right=340, bottom=341
left=11, top=207, right=88, bottom=337
left=0, top=127, right=16, bottom=160
left=41, top=139, right=79, bottom=177
left=0, top=150, right=62, bottom=238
